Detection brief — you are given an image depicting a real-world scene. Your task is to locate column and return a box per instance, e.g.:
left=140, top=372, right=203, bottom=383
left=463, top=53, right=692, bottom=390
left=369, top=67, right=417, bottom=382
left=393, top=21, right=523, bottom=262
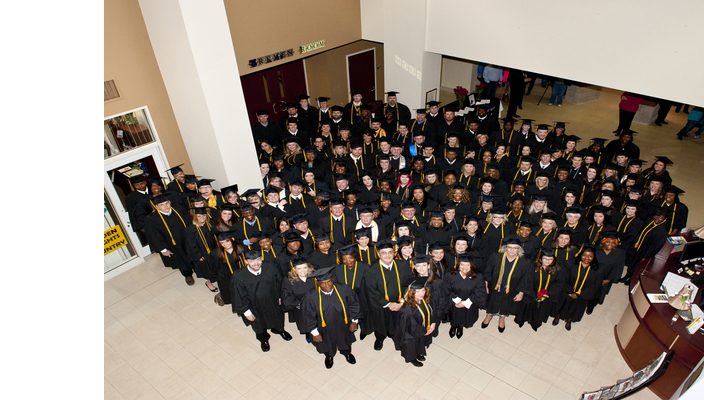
left=138, top=0, right=262, bottom=191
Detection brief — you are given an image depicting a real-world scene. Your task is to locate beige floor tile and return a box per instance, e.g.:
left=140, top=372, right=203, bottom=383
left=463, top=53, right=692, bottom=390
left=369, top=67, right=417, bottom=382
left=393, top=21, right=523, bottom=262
left=463, top=329, right=497, bottom=350
left=190, top=373, right=226, bottom=398
left=318, top=375, right=354, bottom=399
left=505, top=349, right=538, bottom=373
left=356, top=372, right=389, bottom=398
left=551, top=371, right=585, bottom=398
left=177, top=359, right=210, bottom=385
left=484, top=338, right=517, bottom=361
left=105, top=364, right=153, bottom=400
left=183, top=335, right=216, bottom=359
left=377, top=383, right=414, bottom=400
left=339, top=387, right=373, bottom=400
left=105, top=350, right=127, bottom=375
left=391, top=367, right=426, bottom=395
left=136, top=389, right=166, bottom=400
left=212, top=356, right=245, bottom=383
left=205, top=384, right=241, bottom=400
left=169, top=385, right=204, bottom=400
left=460, top=366, right=494, bottom=392
left=528, top=361, right=561, bottom=386
left=474, top=351, right=507, bottom=376
left=452, top=341, right=484, bottom=364
left=127, top=349, right=163, bottom=374
left=426, top=369, right=459, bottom=392
left=540, top=346, right=570, bottom=370
left=105, top=390, right=126, bottom=400
left=482, top=377, right=516, bottom=400
left=508, top=390, right=536, bottom=400
left=541, top=386, right=572, bottom=400
left=425, top=344, right=452, bottom=367
left=549, top=333, right=581, bottom=357
left=438, top=354, right=473, bottom=379
left=141, top=358, right=176, bottom=387
left=495, top=362, right=528, bottom=387
left=413, top=381, right=448, bottom=400
left=447, top=380, right=482, bottom=400
left=518, top=337, right=548, bottom=359
left=371, top=355, right=405, bottom=382
left=151, top=337, right=182, bottom=361
left=279, top=381, right=317, bottom=399
left=163, top=348, right=197, bottom=373
left=226, top=369, right=261, bottom=395
left=517, top=374, right=551, bottom=400
left=562, top=357, right=594, bottom=381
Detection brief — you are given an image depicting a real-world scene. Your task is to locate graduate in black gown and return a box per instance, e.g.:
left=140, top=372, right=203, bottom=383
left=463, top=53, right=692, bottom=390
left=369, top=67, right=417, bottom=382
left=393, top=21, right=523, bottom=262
left=307, top=233, right=337, bottom=269
left=411, top=255, right=446, bottom=340
left=144, top=194, right=194, bottom=285
left=362, top=239, right=414, bottom=351
left=185, top=207, right=218, bottom=292
left=555, top=245, right=603, bottom=330
left=622, top=207, right=669, bottom=282
left=302, top=266, right=362, bottom=369
left=280, top=256, right=317, bottom=335
left=210, top=231, right=244, bottom=307
left=394, top=276, right=435, bottom=367
left=589, top=231, right=626, bottom=313
left=232, top=251, right=292, bottom=352
left=516, top=246, right=566, bottom=331
left=445, top=254, right=487, bottom=338
left=481, top=235, right=533, bottom=333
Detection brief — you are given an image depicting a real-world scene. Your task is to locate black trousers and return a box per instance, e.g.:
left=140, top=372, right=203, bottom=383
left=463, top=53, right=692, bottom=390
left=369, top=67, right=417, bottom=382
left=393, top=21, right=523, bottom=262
left=255, top=328, right=284, bottom=343
left=616, top=109, right=636, bottom=133
left=655, top=101, right=673, bottom=123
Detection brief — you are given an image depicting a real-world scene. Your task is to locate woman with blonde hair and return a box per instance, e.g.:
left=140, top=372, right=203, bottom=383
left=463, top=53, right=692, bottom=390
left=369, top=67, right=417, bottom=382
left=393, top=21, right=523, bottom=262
left=283, top=138, right=304, bottom=166
left=393, top=276, right=435, bottom=367
left=280, top=256, right=316, bottom=335
left=186, top=207, right=218, bottom=292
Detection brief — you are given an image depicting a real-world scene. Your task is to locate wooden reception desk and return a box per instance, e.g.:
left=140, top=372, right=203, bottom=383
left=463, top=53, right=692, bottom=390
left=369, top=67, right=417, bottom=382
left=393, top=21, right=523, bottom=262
left=615, top=241, right=704, bottom=399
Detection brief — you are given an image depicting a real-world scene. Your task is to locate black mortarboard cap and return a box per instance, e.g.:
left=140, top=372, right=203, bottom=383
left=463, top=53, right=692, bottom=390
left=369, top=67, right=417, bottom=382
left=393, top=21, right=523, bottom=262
left=295, top=94, right=309, bottom=101
left=501, top=117, right=517, bottom=123
left=184, top=174, right=198, bottom=184
left=197, top=178, right=215, bottom=187
left=591, top=138, right=607, bottom=145
left=189, top=195, right=206, bottom=203
left=255, top=109, right=269, bottom=116
left=244, top=250, right=260, bottom=260
left=565, top=135, right=581, bottom=142
left=416, top=108, right=427, bottom=114
left=165, top=164, right=184, bottom=175
left=289, top=213, right=309, bottom=225
left=331, top=105, right=344, bottom=113
left=310, top=266, right=336, bottom=281
left=264, top=185, right=283, bottom=195
left=376, top=239, right=395, bottom=250
left=542, top=212, right=558, bottom=221
left=536, top=124, right=550, bottom=131
left=491, top=205, right=508, bottom=215
left=655, top=156, right=673, bottom=165
left=664, top=185, right=684, bottom=195
left=411, top=254, right=432, bottom=264
left=152, top=194, right=170, bottom=205
left=241, top=189, right=261, bottom=198
left=192, top=207, right=209, bottom=215
left=317, top=96, right=330, bottom=102
left=426, top=101, right=440, bottom=107
left=502, top=235, right=522, bottom=245
left=350, top=89, right=364, bottom=95
left=405, top=276, right=428, bottom=290
left=284, top=231, right=303, bottom=243
left=221, top=184, right=238, bottom=196
left=337, top=244, right=358, bottom=256
left=354, top=228, right=372, bottom=238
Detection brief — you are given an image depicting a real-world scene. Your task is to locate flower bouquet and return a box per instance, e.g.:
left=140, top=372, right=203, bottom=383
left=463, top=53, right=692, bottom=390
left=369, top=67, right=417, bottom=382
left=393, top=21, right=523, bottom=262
left=475, top=81, right=487, bottom=101
left=536, top=289, right=548, bottom=307
left=454, top=86, right=469, bottom=109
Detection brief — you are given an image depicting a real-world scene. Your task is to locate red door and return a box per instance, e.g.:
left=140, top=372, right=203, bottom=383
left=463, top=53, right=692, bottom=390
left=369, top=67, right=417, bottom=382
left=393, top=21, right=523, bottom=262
left=240, top=60, right=308, bottom=125
left=347, top=49, right=377, bottom=103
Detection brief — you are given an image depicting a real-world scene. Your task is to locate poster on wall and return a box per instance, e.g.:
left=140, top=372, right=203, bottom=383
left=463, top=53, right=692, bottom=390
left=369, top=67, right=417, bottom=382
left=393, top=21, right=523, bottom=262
left=579, top=351, right=673, bottom=400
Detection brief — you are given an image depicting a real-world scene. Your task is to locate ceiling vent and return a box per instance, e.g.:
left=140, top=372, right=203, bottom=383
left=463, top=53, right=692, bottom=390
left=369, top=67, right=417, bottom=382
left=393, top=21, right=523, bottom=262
left=104, top=80, right=120, bottom=102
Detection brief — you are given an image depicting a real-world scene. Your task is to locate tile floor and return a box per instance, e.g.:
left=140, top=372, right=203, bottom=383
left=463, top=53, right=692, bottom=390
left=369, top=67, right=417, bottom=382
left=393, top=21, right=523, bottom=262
left=106, top=87, right=700, bottom=399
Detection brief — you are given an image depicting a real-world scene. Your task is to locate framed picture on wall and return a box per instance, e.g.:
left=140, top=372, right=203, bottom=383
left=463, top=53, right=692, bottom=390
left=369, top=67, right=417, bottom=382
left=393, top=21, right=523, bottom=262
left=468, top=93, right=476, bottom=106
left=425, top=89, right=437, bottom=104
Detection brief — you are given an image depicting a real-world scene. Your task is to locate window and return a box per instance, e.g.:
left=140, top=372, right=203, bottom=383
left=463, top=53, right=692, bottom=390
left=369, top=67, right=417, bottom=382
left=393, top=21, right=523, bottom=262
left=104, top=109, right=156, bottom=159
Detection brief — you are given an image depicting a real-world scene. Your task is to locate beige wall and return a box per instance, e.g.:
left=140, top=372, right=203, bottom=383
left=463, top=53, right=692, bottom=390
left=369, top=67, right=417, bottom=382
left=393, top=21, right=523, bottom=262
left=304, top=40, right=384, bottom=106
left=104, top=0, right=191, bottom=174
left=224, top=0, right=362, bottom=75
left=425, top=0, right=704, bottom=106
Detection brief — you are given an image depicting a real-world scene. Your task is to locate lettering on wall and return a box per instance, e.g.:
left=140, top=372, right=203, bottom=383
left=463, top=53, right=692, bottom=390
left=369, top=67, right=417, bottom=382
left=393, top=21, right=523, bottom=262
left=395, top=55, right=422, bottom=81
left=300, top=40, right=325, bottom=54
left=248, top=49, right=296, bottom=68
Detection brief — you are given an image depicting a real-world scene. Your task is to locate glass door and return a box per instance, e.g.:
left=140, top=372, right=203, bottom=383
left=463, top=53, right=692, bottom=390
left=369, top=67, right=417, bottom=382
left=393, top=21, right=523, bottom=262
left=104, top=191, right=138, bottom=273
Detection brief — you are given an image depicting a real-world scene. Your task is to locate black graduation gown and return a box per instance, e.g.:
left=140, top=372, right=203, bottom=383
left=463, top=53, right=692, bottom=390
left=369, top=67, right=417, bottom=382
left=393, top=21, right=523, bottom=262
left=625, top=220, right=669, bottom=273
left=611, top=215, right=644, bottom=251
left=483, top=253, right=533, bottom=316
left=308, top=250, right=338, bottom=270
left=232, top=262, right=285, bottom=334
left=356, top=246, right=378, bottom=265
left=426, top=279, right=447, bottom=336
left=394, top=302, right=433, bottom=362
left=280, top=278, right=316, bottom=333
left=518, top=235, right=542, bottom=263
left=516, top=267, right=566, bottom=331
left=209, top=249, right=243, bottom=305
left=481, top=223, right=508, bottom=258
left=594, top=247, right=626, bottom=305
left=302, top=284, right=362, bottom=356
left=560, top=263, right=603, bottom=322
left=444, top=272, right=487, bottom=328
left=144, top=206, right=191, bottom=275
left=418, top=225, right=454, bottom=250
left=125, top=190, right=152, bottom=232
left=185, top=222, right=217, bottom=280
left=362, top=260, right=414, bottom=337
left=559, top=221, right=588, bottom=245
left=234, top=217, right=275, bottom=250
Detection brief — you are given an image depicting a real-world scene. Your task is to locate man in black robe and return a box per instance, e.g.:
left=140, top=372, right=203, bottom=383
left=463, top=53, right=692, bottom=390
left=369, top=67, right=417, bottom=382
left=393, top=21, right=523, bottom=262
left=378, top=91, right=412, bottom=126
left=232, top=251, right=292, bottom=352
left=144, top=194, right=194, bottom=285
left=125, top=174, right=152, bottom=243
left=235, top=204, right=275, bottom=250
left=474, top=105, right=500, bottom=135
left=409, top=108, right=437, bottom=144
left=252, top=109, right=283, bottom=149
left=622, top=208, right=670, bottom=282
left=362, top=240, right=414, bottom=351
left=296, top=94, right=319, bottom=132
left=302, top=266, right=362, bottom=369
left=343, top=90, right=364, bottom=126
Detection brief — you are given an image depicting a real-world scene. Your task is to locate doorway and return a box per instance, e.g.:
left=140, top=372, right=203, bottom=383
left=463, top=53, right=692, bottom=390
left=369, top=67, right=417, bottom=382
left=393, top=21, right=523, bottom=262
left=240, top=60, right=309, bottom=125
left=347, top=48, right=377, bottom=103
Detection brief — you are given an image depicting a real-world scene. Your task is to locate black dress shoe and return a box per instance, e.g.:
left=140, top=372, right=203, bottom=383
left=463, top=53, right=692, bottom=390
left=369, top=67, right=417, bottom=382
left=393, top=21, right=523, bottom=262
left=261, top=341, right=270, bottom=352
left=654, top=121, right=662, bottom=126
left=325, top=356, right=334, bottom=369
left=513, top=114, right=521, bottom=118
left=360, top=332, right=367, bottom=341
left=344, top=354, right=356, bottom=364
left=552, top=317, right=560, bottom=326
left=410, top=360, right=423, bottom=367
left=620, top=275, right=631, bottom=284
left=586, top=307, right=594, bottom=315
left=565, top=322, right=572, bottom=331
left=417, top=354, right=426, bottom=361
left=449, top=325, right=457, bottom=338
left=677, top=135, right=683, bottom=140
left=374, top=339, right=384, bottom=351
left=481, top=322, right=489, bottom=329
left=518, top=105, right=523, bottom=110
left=279, top=331, right=292, bottom=341
left=456, top=326, right=464, bottom=339
left=662, top=121, right=669, bottom=125
left=498, top=325, right=505, bottom=333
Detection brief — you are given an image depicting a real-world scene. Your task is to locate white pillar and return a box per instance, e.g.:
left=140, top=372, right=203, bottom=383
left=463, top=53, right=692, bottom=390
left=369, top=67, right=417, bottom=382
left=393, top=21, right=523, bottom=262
left=379, top=0, right=442, bottom=115
left=138, top=0, right=261, bottom=191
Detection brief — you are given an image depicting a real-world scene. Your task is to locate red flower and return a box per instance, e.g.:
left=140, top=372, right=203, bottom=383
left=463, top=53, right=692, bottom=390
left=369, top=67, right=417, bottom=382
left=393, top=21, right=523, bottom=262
left=537, top=289, right=548, bottom=298
left=453, top=86, right=469, bottom=97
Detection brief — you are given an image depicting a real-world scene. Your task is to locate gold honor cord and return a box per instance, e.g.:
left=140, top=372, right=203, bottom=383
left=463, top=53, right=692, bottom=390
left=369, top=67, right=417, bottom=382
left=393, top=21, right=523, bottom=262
left=661, top=200, right=677, bottom=233
left=617, top=215, right=634, bottom=233
left=589, top=224, right=603, bottom=244
left=225, top=251, right=234, bottom=274
left=158, top=208, right=187, bottom=245
left=380, top=261, right=402, bottom=302
left=635, top=221, right=665, bottom=250
left=574, top=262, right=591, bottom=295
left=242, top=218, right=261, bottom=240
left=196, top=225, right=211, bottom=254
left=494, top=254, right=519, bottom=293
left=351, top=103, right=360, bottom=123
left=538, top=268, right=551, bottom=293
left=417, top=300, right=431, bottom=329
left=329, top=213, right=346, bottom=243
left=318, top=286, right=348, bottom=327
left=344, top=262, right=358, bottom=289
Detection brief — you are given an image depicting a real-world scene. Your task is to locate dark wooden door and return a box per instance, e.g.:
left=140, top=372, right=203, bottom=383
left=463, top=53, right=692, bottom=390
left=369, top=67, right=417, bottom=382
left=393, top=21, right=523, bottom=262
left=347, top=49, right=377, bottom=103
left=240, top=60, right=308, bottom=125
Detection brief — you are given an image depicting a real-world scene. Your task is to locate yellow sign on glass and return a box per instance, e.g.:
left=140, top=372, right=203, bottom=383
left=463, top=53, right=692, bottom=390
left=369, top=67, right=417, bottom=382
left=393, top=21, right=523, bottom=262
left=104, top=225, right=128, bottom=255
